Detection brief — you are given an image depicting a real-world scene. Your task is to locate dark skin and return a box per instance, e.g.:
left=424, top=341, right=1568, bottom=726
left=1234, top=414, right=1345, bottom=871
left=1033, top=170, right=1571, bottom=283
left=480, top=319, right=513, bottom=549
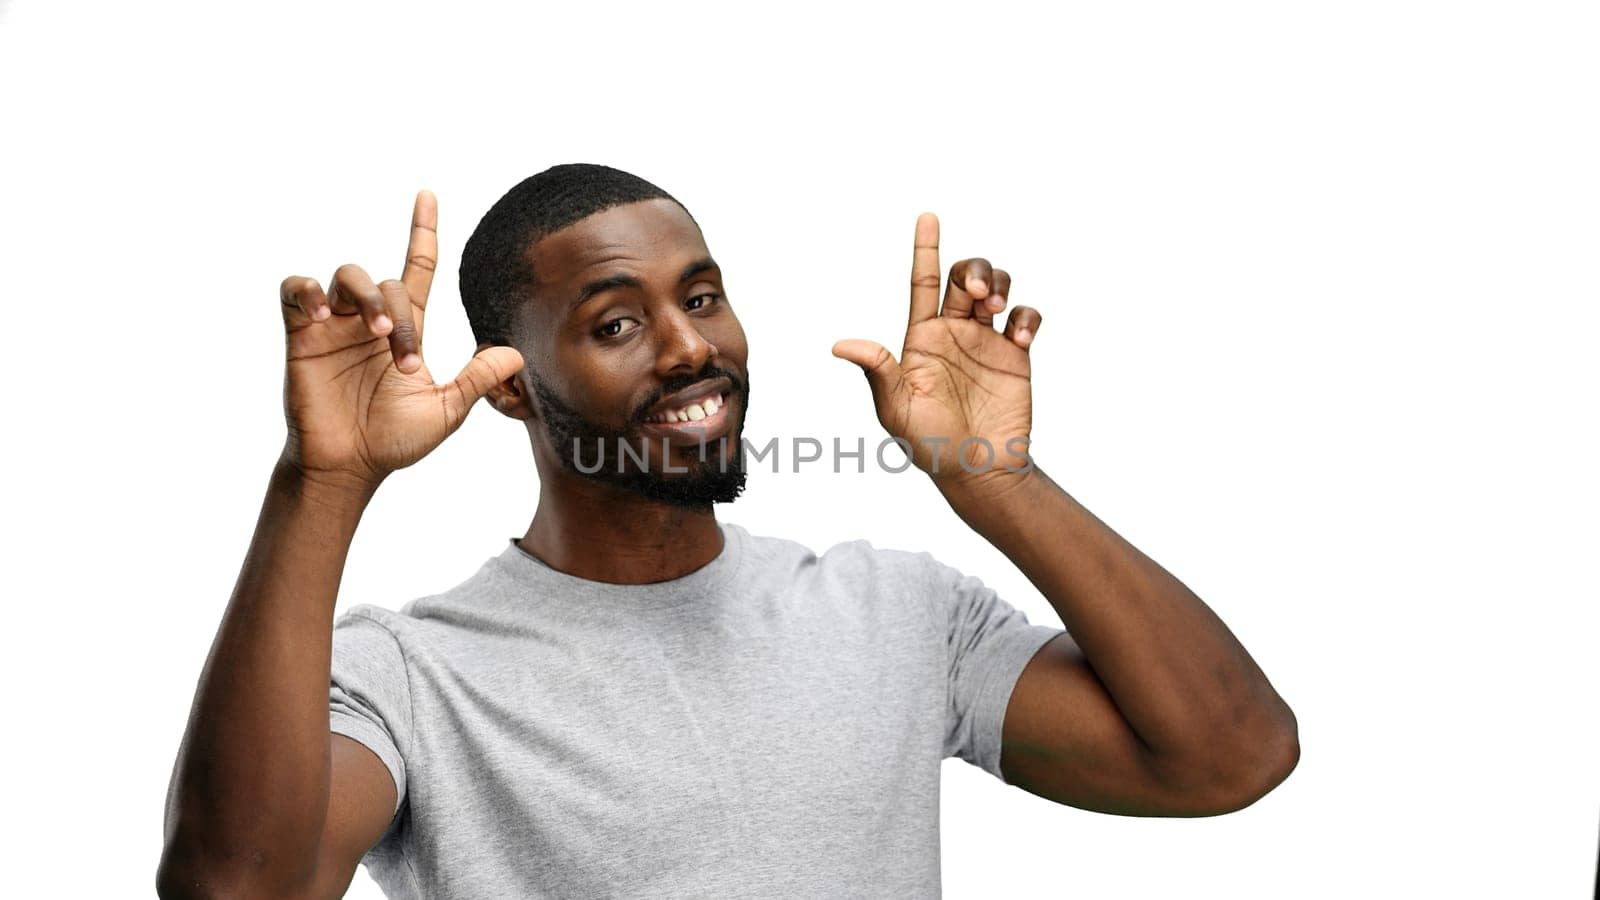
left=157, top=192, right=1297, bottom=900
left=831, top=213, right=1300, bottom=813
left=478, top=197, right=751, bottom=584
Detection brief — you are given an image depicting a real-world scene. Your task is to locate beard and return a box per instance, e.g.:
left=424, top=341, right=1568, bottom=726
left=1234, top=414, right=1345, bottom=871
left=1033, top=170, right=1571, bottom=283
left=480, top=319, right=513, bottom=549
left=529, top=364, right=749, bottom=510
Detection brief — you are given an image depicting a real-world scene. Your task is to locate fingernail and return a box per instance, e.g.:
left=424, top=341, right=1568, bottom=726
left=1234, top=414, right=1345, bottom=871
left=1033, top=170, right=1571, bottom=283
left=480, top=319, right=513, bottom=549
left=313, top=305, right=330, bottom=321
left=1017, top=327, right=1032, bottom=345
left=989, top=294, right=1006, bottom=310
left=398, top=353, right=420, bottom=371
left=966, top=276, right=985, bottom=296
left=374, top=315, right=392, bottom=332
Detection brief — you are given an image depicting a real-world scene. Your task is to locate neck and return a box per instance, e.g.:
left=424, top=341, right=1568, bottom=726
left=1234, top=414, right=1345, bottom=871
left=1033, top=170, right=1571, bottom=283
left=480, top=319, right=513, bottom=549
left=519, top=467, right=724, bottom=585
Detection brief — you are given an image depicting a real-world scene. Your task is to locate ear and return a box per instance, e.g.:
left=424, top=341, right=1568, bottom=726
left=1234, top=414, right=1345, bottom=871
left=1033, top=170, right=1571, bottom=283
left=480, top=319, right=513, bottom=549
left=477, top=341, right=536, bottom=421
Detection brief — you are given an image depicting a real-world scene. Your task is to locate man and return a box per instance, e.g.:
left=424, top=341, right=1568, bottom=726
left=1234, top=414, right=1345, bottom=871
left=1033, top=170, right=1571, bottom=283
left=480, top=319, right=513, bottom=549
left=157, top=163, right=1298, bottom=899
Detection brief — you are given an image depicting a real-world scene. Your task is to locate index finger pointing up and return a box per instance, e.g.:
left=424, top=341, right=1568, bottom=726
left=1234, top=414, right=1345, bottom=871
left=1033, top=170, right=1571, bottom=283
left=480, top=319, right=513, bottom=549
left=402, top=189, right=439, bottom=308
left=908, top=212, right=941, bottom=328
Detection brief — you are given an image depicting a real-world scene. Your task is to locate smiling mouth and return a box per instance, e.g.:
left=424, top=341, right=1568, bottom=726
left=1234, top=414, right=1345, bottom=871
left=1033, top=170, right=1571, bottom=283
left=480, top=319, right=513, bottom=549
left=638, top=391, right=736, bottom=445
left=644, top=392, right=728, bottom=424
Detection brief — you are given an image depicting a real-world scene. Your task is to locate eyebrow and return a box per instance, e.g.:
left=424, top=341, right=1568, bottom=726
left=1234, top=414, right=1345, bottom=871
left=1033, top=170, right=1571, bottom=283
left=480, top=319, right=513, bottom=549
left=571, top=257, right=720, bottom=310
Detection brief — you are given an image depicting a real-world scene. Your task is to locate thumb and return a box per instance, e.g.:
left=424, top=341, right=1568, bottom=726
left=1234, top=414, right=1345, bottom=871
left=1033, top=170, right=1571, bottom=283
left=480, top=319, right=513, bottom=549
left=441, top=345, right=525, bottom=431
left=831, top=339, right=904, bottom=404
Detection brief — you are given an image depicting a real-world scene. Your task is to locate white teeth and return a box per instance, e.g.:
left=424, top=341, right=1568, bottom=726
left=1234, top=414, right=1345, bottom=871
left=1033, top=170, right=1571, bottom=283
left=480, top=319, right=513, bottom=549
left=650, top=392, right=728, bottom=424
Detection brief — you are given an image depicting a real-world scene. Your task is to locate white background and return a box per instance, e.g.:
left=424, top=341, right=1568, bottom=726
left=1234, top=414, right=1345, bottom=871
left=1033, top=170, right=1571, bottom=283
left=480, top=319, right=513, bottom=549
left=3, top=1, right=1596, bottom=896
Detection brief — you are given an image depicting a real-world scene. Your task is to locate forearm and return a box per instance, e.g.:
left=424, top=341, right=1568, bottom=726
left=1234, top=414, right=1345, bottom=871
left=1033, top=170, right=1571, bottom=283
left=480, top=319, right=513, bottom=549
left=159, top=459, right=377, bottom=894
left=942, top=466, right=1297, bottom=775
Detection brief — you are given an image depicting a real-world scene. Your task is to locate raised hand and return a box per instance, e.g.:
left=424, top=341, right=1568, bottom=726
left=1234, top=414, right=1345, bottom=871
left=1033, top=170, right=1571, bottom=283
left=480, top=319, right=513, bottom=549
left=277, top=190, right=525, bottom=491
left=831, top=213, right=1043, bottom=491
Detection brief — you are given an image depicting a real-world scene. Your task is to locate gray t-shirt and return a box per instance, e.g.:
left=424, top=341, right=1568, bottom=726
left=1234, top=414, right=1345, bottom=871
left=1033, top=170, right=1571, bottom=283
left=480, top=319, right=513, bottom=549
left=329, top=520, right=1064, bottom=898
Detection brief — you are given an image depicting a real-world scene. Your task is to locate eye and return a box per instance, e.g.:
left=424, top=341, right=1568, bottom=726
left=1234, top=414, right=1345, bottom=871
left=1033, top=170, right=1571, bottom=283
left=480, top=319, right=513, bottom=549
left=685, top=292, right=721, bottom=311
left=596, top=317, right=638, bottom=339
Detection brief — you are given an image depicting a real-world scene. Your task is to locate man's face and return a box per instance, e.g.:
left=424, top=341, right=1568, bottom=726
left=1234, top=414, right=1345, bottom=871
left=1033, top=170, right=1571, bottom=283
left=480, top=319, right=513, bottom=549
left=516, top=198, right=751, bottom=508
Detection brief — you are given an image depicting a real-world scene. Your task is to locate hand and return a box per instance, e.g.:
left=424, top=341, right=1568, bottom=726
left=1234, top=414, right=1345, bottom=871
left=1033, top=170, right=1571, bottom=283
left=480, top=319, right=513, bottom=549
left=832, top=212, right=1042, bottom=492
left=277, top=190, right=525, bottom=491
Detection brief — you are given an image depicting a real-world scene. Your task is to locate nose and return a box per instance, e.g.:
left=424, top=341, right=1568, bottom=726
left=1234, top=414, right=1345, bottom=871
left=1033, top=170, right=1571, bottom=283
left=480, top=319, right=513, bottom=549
left=653, top=307, right=717, bottom=378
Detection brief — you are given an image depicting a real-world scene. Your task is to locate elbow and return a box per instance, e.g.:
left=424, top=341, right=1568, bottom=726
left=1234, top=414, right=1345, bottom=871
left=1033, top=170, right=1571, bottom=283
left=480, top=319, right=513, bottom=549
left=1208, top=702, right=1301, bottom=815
left=155, top=873, right=212, bottom=900
left=156, top=839, right=311, bottom=900
left=156, top=840, right=250, bottom=900
left=1168, top=700, right=1300, bottom=817
left=155, top=850, right=218, bottom=900
left=1227, top=718, right=1300, bottom=813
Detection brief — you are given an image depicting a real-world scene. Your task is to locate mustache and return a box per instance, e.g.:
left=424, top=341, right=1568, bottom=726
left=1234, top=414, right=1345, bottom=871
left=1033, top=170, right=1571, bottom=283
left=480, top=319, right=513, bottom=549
left=630, top=364, right=747, bottom=424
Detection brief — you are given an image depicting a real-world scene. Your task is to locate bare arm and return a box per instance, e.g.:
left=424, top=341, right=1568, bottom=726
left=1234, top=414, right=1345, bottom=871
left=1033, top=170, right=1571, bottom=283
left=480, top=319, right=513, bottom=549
left=156, top=191, right=525, bottom=898
left=833, top=212, right=1297, bottom=817
left=156, top=465, right=395, bottom=898
left=946, top=467, right=1299, bottom=816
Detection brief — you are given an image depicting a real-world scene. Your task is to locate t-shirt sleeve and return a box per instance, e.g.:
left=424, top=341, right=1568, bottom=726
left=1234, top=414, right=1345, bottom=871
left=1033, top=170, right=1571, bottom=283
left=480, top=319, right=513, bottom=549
left=909, top=552, right=1064, bottom=783
left=329, top=608, right=413, bottom=819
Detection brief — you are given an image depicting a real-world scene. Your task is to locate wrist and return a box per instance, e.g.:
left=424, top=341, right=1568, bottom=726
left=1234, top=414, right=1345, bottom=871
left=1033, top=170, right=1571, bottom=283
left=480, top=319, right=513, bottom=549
left=935, top=464, right=1045, bottom=524
left=270, top=456, right=382, bottom=512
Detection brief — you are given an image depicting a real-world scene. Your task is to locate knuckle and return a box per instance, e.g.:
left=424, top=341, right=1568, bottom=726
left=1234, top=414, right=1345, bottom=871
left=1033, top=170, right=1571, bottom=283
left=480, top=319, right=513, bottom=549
left=389, top=316, right=417, bottom=341
left=910, top=274, right=942, bottom=289
left=405, top=253, right=437, bottom=273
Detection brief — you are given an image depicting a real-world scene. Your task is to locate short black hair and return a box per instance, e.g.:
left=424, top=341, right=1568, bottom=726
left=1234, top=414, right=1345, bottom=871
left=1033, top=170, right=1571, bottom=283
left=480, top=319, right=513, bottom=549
left=459, top=163, right=694, bottom=349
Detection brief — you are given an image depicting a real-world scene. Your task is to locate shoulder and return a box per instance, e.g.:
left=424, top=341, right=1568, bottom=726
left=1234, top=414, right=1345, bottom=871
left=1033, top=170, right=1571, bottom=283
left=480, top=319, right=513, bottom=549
left=730, top=522, right=926, bottom=575
left=336, top=602, right=411, bottom=632
left=330, top=605, right=414, bottom=680
left=333, top=603, right=411, bottom=646
left=333, top=550, right=518, bottom=640
left=729, top=524, right=959, bottom=632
